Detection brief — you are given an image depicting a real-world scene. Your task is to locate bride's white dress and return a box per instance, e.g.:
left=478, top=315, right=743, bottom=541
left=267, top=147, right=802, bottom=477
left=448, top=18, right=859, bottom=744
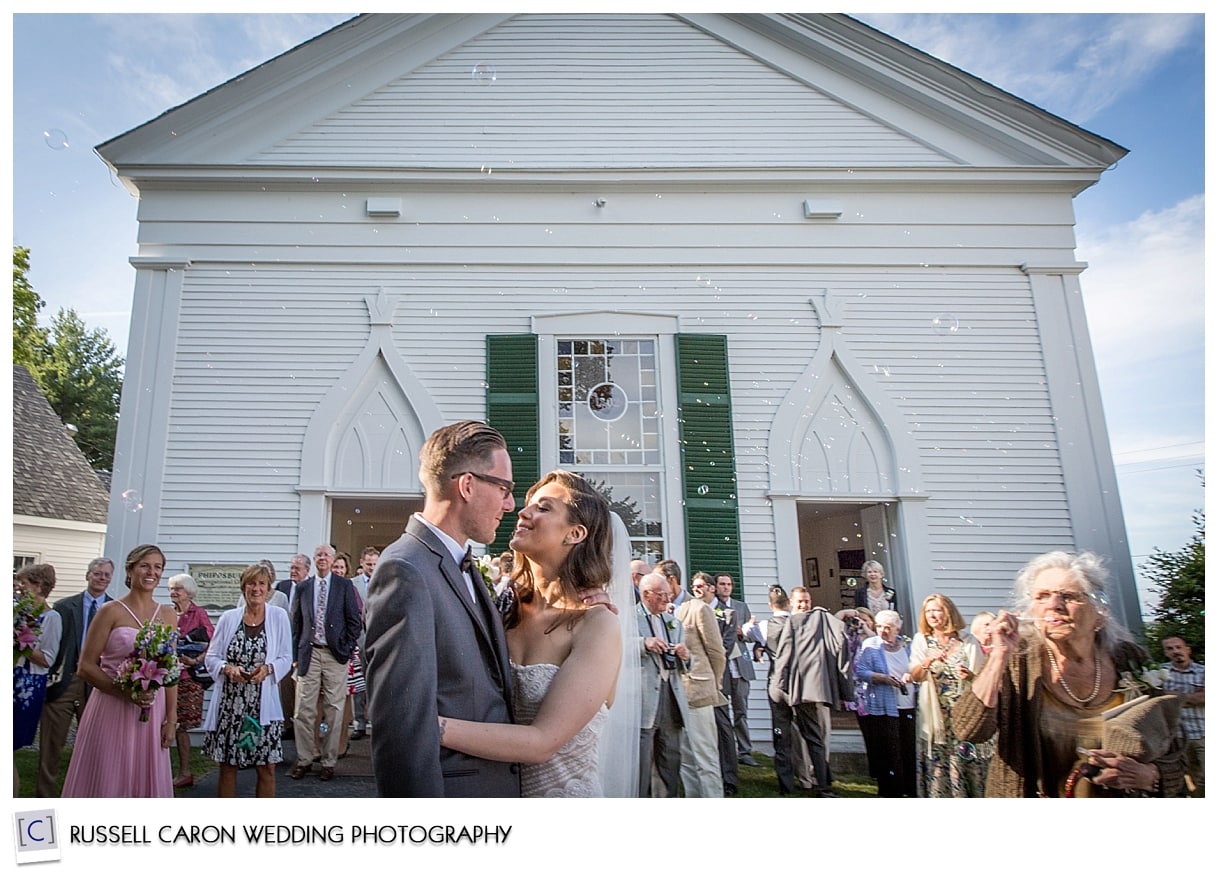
left=512, top=662, right=607, bottom=797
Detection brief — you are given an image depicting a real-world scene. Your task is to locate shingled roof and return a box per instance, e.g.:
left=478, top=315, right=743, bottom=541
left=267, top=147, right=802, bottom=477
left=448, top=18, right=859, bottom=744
left=12, top=365, right=110, bottom=524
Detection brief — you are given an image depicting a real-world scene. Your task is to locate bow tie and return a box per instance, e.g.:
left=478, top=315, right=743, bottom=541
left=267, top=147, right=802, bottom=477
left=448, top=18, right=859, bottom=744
left=460, top=546, right=475, bottom=575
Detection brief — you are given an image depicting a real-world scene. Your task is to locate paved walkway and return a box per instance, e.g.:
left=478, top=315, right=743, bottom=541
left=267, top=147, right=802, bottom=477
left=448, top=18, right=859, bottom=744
left=189, top=731, right=377, bottom=798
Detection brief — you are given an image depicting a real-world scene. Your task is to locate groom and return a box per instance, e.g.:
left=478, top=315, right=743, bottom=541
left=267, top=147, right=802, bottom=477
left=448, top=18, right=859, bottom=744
left=363, top=420, right=522, bottom=797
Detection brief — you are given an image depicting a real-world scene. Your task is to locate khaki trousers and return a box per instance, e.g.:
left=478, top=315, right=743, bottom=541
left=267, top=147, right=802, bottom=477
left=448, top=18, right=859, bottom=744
left=293, top=647, right=348, bottom=768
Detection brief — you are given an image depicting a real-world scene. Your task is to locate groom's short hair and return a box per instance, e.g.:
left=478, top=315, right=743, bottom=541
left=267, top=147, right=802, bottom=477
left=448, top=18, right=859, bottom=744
left=419, top=420, right=508, bottom=496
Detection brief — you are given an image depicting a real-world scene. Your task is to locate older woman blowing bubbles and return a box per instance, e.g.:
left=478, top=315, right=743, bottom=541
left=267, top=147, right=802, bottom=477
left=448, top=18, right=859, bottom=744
left=954, top=551, right=1185, bottom=797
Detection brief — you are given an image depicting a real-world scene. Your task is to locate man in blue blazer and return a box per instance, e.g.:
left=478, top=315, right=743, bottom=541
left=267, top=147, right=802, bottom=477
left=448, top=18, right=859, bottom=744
left=289, top=544, right=360, bottom=782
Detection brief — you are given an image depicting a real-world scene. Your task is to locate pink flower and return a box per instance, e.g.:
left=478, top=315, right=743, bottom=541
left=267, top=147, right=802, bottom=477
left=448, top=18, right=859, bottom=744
left=132, top=657, right=169, bottom=690
left=15, top=625, right=39, bottom=650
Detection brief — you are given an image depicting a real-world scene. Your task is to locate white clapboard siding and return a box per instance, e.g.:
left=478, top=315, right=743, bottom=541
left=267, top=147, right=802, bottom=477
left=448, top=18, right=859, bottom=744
left=257, top=14, right=954, bottom=170
left=149, top=261, right=1076, bottom=590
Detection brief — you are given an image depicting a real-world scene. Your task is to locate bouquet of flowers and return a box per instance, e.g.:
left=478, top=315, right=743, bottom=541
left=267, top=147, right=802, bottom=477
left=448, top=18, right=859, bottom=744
left=14, top=589, right=48, bottom=665
left=1117, top=662, right=1171, bottom=702
left=113, top=620, right=182, bottom=722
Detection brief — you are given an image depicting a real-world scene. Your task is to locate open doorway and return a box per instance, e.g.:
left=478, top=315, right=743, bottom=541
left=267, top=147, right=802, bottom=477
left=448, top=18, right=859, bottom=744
left=794, top=501, right=901, bottom=615
left=328, top=497, right=422, bottom=565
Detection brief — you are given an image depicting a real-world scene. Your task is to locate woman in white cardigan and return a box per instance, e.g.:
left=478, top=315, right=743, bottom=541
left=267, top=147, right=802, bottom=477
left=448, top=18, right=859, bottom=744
left=202, top=564, right=293, bottom=797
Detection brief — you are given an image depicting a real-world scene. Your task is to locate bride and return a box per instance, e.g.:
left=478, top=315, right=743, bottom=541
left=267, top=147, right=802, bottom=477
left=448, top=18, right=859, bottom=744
left=438, top=469, right=638, bottom=797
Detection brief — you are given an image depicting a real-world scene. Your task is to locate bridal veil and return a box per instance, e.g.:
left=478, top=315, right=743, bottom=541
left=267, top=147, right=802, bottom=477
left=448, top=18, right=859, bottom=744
left=598, top=510, right=641, bottom=797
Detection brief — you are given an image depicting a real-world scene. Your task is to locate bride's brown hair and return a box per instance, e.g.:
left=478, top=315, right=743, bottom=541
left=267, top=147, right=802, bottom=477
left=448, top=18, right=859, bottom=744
left=506, top=470, right=613, bottom=629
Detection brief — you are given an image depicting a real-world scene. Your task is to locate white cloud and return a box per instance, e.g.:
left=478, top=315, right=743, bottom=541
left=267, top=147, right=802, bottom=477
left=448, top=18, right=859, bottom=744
left=95, top=14, right=350, bottom=120
left=853, top=13, right=1201, bottom=123
left=1077, top=194, right=1204, bottom=367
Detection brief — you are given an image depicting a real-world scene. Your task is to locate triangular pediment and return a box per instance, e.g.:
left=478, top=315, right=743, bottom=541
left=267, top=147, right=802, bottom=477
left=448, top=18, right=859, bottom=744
left=98, top=13, right=1125, bottom=176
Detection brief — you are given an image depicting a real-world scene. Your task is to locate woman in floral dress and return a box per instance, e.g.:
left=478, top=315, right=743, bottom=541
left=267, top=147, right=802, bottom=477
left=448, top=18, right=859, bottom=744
left=908, top=593, right=987, bottom=797
left=203, top=564, right=293, bottom=797
left=13, top=565, right=61, bottom=775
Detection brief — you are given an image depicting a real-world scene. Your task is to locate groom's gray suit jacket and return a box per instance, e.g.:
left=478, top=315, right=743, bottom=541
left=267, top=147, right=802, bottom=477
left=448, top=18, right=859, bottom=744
left=363, top=515, right=521, bottom=797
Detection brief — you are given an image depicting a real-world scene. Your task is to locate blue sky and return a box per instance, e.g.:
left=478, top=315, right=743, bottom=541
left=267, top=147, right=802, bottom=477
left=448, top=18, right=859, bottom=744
left=8, top=12, right=1205, bottom=614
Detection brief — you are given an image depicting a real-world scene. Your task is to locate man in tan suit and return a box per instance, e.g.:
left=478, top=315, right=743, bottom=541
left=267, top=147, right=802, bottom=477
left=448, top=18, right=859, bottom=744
left=676, top=571, right=728, bottom=797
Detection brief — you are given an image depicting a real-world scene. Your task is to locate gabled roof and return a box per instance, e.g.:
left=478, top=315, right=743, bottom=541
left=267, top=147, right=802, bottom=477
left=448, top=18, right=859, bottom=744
left=12, top=365, right=111, bottom=524
left=96, top=13, right=1126, bottom=182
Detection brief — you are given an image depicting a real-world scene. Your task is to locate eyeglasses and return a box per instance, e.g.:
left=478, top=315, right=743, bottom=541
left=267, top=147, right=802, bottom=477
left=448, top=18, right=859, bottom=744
left=1032, top=589, right=1089, bottom=606
left=452, top=470, right=515, bottom=498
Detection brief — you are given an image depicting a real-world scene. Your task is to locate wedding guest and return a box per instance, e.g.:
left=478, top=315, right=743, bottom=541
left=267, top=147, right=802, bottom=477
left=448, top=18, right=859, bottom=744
left=955, top=551, right=1184, bottom=796
left=637, top=572, right=691, bottom=796
left=770, top=589, right=851, bottom=796
left=853, top=560, right=897, bottom=613
left=676, top=572, right=727, bottom=797
left=1160, top=636, right=1204, bottom=796
left=14, top=564, right=61, bottom=795
left=254, top=560, right=289, bottom=612
left=971, top=611, right=996, bottom=656
left=333, top=552, right=353, bottom=580
left=62, top=545, right=178, bottom=797
left=853, top=609, right=916, bottom=796
left=908, top=593, right=986, bottom=797
left=167, top=573, right=214, bottom=789
left=203, top=563, right=293, bottom=797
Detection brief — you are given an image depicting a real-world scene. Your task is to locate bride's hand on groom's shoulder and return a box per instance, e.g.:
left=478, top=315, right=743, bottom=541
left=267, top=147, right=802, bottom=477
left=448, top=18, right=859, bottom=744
left=578, top=588, right=618, bottom=615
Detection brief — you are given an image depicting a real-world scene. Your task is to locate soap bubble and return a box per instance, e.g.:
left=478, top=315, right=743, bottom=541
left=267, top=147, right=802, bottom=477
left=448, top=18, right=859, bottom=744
left=932, top=314, right=959, bottom=335
left=43, top=128, right=69, bottom=150
left=845, top=577, right=858, bottom=588
left=956, top=741, right=978, bottom=760
left=472, top=63, right=497, bottom=85
left=120, top=489, right=143, bottom=512
left=697, top=484, right=710, bottom=495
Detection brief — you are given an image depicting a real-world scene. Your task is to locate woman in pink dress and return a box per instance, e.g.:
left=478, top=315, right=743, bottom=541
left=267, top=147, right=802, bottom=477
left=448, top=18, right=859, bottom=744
left=62, top=544, right=179, bottom=798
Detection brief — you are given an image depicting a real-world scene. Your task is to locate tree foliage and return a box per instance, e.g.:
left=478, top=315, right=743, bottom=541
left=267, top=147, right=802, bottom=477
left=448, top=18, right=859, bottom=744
left=13, top=245, right=49, bottom=368
left=1142, top=504, right=1205, bottom=661
left=12, top=246, right=124, bottom=472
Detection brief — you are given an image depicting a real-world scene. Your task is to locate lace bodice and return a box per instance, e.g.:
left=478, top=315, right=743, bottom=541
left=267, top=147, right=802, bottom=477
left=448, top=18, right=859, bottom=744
left=512, top=662, right=607, bottom=797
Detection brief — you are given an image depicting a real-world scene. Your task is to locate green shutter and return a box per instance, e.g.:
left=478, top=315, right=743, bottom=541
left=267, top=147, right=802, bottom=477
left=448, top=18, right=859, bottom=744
left=674, top=334, right=744, bottom=592
left=486, top=334, right=540, bottom=553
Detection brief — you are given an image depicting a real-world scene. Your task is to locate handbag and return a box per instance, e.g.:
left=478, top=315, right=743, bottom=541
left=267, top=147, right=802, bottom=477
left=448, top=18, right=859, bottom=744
left=178, top=626, right=214, bottom=689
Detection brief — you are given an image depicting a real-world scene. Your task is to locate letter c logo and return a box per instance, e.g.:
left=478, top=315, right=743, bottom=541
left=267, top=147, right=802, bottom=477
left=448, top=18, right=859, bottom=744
left=25, top=819, right=46, bottom=842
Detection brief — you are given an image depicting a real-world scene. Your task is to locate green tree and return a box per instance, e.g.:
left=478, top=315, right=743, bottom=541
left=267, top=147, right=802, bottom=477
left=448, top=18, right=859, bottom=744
left=1142, top=503, right=1205, bottom=661
left=12, top=246, right=124, bottom=472
left=13, top=246, right=49, bottom=368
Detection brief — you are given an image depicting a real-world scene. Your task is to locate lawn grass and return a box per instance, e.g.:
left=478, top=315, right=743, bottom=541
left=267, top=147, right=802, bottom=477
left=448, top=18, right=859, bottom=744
left=13, top=741, right=218, bottom=798
left=735, top=751, right=878, bottom=798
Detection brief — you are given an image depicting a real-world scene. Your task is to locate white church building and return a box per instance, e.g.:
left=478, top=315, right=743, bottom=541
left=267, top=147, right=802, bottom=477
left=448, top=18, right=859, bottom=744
left=99, top=13, right=1137, bottom=729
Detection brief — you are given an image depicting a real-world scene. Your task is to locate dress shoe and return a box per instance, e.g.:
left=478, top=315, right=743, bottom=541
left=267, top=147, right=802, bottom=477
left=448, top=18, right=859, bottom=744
left=739, top=754, right=761, bottom=767
left=319, top=766, right=335, bottom=782
left=816, top=788, right=840, bottom=798
left=350, top=728, right=367, bottom=741
left=289, top=763, right=311, bottom=780
left=172, top=774, right=195, bottom=789
left=723, top=783, right=738, bottom=796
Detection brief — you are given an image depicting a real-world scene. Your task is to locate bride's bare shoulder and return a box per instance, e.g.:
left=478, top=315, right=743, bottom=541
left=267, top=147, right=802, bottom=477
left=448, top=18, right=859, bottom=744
left=573, top=603, right=622, bottom=645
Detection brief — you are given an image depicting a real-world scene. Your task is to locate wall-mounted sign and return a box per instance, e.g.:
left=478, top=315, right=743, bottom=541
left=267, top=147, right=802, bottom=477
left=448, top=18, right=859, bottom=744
left=187, top=564, right=246, bottom=611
